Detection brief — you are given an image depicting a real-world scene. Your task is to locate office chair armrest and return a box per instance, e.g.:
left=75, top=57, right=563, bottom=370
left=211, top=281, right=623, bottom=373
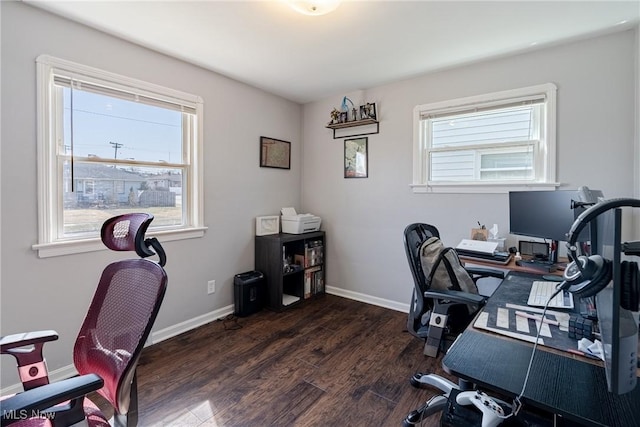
left=424, top=289, right=486, bottom=305
left=1, top=331, right=59, bottom=390
left=465, top=266, right=505, bottom=280
left=0, top=374, right=103, bottom=427
left=0, top=331, right=59, bottom=353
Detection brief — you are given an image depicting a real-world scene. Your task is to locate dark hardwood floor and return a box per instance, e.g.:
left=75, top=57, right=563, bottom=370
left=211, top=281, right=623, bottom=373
left=102, top=295, right=457, bottom=426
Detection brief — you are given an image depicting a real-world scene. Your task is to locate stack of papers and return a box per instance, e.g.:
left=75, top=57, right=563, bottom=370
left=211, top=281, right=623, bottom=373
left=282, top=294, right=300, bottom=306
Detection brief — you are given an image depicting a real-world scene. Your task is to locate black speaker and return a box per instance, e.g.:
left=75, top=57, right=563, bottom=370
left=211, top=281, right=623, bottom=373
left=560, top=198, right=640, bottom=297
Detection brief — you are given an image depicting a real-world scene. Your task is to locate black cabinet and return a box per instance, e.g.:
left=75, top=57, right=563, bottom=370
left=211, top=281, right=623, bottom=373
left=255, top=231, right=325, bottom=311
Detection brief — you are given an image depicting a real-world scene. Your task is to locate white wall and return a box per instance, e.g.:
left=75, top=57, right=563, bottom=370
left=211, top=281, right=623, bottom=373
left=1, top=2, right=302, bottom=387
left=302, top=29, right=638, bottom=304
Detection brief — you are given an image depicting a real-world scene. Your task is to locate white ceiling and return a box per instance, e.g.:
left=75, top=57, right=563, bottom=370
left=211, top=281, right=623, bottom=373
left=26, top=1, right=640, bottom=104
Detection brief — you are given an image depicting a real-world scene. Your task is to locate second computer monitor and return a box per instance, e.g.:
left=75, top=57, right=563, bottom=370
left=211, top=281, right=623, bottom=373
left=509, top=190, right=589, bottom=243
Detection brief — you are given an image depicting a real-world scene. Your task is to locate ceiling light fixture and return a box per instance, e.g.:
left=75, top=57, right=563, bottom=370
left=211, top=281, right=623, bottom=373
left=287, top=0, right=341, bottom=16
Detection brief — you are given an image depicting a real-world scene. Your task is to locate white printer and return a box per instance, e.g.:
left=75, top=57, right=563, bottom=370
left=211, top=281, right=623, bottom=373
left=280, top=207, right=322, bottom=234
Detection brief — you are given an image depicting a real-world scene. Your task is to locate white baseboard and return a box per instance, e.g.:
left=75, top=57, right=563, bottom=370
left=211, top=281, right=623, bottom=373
left=1, top=295, right=400, bottom=395
left=326, top=285, right=410, bottom=313
left=1, top=305, right=235, bottom=396
left=147, top=304, right=235, bottom=345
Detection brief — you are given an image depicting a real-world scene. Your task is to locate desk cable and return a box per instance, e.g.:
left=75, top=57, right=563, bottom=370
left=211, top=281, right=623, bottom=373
left=511, top=285, right=562, bottom=417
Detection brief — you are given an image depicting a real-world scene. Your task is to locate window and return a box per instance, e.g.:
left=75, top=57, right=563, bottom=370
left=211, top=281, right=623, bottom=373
left=34, top=55, right=205, bottom=257
left=412, top=83, right=557, bottom=193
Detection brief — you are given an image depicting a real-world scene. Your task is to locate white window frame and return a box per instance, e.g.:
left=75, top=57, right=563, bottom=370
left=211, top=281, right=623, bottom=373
left=33, top=55, right=206, bottom=258
left=475, top=145, right=535, bottom=180
left=411, top=83, right=559, bottom=194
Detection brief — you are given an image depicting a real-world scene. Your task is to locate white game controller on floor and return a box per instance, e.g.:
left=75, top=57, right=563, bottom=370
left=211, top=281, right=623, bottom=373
left=456, top=390, right=505, bottom=427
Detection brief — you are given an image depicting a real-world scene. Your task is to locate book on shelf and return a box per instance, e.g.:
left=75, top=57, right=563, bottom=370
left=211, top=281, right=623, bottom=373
left=304, top=240, right=324, bottom=268
left=314, top=268, right=324, bottom=294
left=305, top=266, right=323, bottom=297
left=304, top=271, right=311, bottom=299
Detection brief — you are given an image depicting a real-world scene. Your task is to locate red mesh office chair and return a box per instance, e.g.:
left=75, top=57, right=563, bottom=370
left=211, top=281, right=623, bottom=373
left=1, top=213, right=167, bottom=427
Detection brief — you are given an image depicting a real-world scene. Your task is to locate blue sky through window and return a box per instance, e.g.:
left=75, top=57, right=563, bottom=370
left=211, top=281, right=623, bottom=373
left=63, top=88, right=183, bottom=163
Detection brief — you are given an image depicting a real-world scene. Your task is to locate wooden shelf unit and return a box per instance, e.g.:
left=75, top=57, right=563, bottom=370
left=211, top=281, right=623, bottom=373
left=255, top=231, right=325, bottom=311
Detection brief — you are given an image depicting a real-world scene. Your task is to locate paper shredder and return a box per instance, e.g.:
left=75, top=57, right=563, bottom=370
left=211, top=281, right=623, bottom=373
left=234, top=270, right=265, bottom=317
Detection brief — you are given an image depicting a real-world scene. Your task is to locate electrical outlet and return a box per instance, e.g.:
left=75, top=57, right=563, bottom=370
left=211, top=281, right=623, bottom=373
left=207, top=280, right=216, bottom=294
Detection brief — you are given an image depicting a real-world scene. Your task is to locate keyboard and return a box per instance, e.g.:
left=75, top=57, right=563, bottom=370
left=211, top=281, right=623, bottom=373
left=527, top=281, right=574, bottom=309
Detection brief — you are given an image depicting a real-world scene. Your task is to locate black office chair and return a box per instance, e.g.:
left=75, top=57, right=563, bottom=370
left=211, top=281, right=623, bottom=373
left=404, top=223, right=504, bottom=357
left=1, top=213, right=168, bottom=427
left=403, top=223, right=505, bottom=426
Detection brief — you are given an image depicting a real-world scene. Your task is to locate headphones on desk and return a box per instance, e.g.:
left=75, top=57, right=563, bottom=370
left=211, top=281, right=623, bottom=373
left=559, top=198, right=640, bottom=299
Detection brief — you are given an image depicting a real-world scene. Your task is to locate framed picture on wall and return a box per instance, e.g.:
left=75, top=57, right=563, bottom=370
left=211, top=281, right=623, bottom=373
left=260, top=136, right=291, bottom=169
left=344, top=137, right=368, bottom=178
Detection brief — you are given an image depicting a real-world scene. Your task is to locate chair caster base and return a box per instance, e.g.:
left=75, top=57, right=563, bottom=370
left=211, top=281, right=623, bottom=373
left=403, top=409, right=425, bottom=426
left=403, top=394, right=448, bottom=426
left=410, top=372, right=427, bottom=388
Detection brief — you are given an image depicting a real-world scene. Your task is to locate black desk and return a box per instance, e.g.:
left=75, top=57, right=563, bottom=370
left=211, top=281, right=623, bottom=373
left=442, top=271, right=640, bottom=427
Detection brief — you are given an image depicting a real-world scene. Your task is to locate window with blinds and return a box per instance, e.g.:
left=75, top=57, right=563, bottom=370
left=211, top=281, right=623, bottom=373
left=412, top=84, right=557, bottom=193
left=34, top=55, right=205, bottom=257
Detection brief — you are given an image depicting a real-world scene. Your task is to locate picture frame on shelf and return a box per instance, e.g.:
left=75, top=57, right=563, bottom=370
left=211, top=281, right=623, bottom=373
left=260, top=136, right=291, bottom=169
left=359, top=102, right=377, bottom=121
left=344, top=137, right=368, bottom=178
left=256, top=215, right=280, bottom=236
left=339, top=111, right=348, bottom=123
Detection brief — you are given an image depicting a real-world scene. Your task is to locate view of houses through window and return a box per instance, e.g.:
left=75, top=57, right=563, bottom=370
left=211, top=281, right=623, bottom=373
left=35, top=55, right=203, bottom=256
left=62, top=162, right=183, bottom=235
left=59, top=83, right=186, bottom=237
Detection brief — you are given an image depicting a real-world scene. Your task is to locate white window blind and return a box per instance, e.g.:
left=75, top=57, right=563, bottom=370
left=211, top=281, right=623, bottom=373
left=52, top=75, right=197, bottom=114
left=430, top=105, right=538, bottom=148
left=34, top=55, right=206, bottom=257
left=412, top=83, right=557, bottom=193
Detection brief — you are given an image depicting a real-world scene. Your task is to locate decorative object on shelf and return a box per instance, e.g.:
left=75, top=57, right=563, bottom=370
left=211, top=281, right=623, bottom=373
left=360, top=102, right=377, bottom=120
left=256, top=215, right=280, bottom=236
left=341, top=96, right=355, bottom=120
left=260, top=136, right=291, bottom=169
left=330, top=108, right=340, bottom=124
left=344, top=137, right=368, bottom=178
left=339, top=111, right=348, bottom=123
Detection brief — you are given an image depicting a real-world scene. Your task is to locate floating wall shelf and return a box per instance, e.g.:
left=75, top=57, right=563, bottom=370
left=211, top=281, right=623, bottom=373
left=326, top=118, right=379, bottom=139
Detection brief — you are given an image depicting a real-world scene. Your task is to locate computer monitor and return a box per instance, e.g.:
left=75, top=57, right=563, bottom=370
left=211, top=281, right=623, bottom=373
left=509, top=190, right=591, bottom=264
left=509, top=190, right=590, bottom=244
left=592, top=208, right=639, bottom=395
